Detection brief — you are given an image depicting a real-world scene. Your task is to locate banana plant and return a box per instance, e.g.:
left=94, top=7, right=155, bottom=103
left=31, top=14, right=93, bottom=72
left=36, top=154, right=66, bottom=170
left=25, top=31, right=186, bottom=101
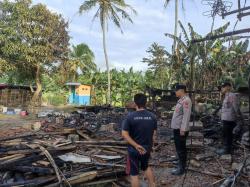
left=164, top=21, right=247, bottom=90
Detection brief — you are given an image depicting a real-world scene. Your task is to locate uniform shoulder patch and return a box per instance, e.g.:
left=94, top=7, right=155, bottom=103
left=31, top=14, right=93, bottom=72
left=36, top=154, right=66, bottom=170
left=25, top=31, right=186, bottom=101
left=183, top=101, right=189, bottom=108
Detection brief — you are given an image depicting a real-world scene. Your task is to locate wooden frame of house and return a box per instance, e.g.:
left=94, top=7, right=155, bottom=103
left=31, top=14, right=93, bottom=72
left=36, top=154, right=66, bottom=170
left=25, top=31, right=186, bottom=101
left=0, top=84, right=36, bottom=107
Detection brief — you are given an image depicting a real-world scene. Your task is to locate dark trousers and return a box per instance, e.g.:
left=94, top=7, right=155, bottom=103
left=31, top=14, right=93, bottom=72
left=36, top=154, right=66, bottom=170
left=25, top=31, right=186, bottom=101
left=223, top=121, right=237, bottom=153
left=173, top=129, right=188, bottom=169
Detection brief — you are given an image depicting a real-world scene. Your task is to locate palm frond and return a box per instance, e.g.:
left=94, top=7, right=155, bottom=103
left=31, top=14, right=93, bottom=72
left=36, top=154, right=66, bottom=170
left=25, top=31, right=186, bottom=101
left=220, top=36, right=241, bottom=43
left=188, top=23, right=201, bottom=40
left=79, top=0, right=97, bottom=13
left=113, top=5, right=134, bottom=23
left=164, top=0, right=171, bottom=8
left=206, top=22, right=230, bottom=37
left=241, top=39, right=249, bottom=53
left=91, top=7, right=101, bottom=22
left=178, top=21, right=189, bottom=43
left=165, top=33, right=188, bottom=53
left=111, top=0, right=136, bottom=14
left=110, top=6, right=122, bottom=32
left=80, top=0, right=135, bottom=32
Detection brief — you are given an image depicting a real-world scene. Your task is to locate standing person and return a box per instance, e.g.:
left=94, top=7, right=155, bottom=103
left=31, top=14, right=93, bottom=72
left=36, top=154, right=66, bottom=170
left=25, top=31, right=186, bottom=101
left=122, top=93, right=157, bottom=187
left=216, top=82, right=241, bottom=155
left=171, top=84, right=192, bottom=175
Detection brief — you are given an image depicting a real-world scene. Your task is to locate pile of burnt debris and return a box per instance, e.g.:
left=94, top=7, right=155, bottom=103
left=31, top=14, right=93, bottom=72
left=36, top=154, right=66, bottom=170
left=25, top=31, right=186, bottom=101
left=154, top=96, right=250, bottom=187
left=0, top=103, right=250, bottom=186
left=0, top=107, right=130, bottom=187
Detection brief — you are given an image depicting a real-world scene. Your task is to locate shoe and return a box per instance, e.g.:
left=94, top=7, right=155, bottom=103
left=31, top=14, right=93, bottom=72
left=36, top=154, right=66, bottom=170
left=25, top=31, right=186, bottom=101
left=171, top=167, right=184, bottom=175
left=216, top=148, right=230, bottom=155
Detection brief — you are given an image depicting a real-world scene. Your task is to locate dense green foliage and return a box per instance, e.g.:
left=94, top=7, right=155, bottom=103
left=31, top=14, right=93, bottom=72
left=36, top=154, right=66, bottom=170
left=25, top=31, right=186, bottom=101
left=0, top=0, right=70, bottom=105
left=165, top=21, right=250, bottom=90
left=0, top=0, right=249, bottom=107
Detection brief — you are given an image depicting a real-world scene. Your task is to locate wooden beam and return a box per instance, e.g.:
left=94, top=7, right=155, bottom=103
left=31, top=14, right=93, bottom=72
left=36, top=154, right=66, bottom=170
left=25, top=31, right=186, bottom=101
left=0, top=176, right=56, bottom=187
left=238, top=0, right=242, bottom=21
left=192, top=28, right=250, bottom=43
left=0, top=133, right=36, bottom=142
left=222, top=6, right=250, bottom=18
left=0, top=145, right=76, bottom=156
left=238, top=11, right=250, bottom=19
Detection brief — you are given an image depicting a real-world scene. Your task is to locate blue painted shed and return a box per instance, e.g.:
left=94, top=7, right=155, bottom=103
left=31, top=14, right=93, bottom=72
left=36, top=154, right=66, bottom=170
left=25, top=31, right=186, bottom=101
left=66, top=83, right=91, bottom=105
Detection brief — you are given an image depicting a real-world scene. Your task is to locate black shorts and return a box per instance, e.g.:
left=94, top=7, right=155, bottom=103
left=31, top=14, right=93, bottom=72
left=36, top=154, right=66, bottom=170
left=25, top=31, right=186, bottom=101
left=126, top=146, right=150, bottom=176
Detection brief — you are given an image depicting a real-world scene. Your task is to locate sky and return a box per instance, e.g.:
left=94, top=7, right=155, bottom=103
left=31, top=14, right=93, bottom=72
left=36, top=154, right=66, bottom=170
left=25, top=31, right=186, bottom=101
left=32, top=0, right=250, bottom=71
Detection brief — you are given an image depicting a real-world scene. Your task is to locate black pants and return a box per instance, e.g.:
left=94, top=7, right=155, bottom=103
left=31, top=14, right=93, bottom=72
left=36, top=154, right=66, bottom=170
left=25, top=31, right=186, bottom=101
left=173, top=129, right=188, bottom=169
left=223, top=121, right=237, bottom=153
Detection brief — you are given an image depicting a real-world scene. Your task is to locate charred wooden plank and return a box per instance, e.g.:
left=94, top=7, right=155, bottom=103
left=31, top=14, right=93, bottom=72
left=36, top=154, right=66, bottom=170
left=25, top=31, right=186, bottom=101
left=77, top=130, right=93, bottom=141
left=0, top=176, right=56, bottom=187
left=0, top=154, right=25, bottom=162
left=0, top=154, right=26, bottom=165
left=46, top=171, right=97, bottom=187
left=9, top=166, right=54, bottom=174
left=0, top=145, right=76, bottom=156
left=0, top=133, right=36, bottom=142
left=97, top=169, right=126, bottom=178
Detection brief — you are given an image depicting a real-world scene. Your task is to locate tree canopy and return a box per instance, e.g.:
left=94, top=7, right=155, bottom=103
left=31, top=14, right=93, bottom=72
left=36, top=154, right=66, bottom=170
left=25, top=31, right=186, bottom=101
left=0, top=0, right=70, bottom=105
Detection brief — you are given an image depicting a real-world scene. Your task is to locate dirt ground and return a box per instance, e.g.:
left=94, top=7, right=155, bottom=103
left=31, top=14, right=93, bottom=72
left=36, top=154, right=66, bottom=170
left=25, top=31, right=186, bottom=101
left=0, top=114, right=38, bottom=137
left=0, top=106, right=76, bottom=136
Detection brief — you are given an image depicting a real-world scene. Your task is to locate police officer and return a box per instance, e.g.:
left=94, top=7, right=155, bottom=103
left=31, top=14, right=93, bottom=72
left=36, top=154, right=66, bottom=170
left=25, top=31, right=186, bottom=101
left=216, top=82, right=241, bottom=155
left=171, top=84, right=192, bottom=175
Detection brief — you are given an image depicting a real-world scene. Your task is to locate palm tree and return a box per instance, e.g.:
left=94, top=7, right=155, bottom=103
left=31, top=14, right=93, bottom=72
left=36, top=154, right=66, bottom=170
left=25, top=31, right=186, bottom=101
left=79, top=0, right=136, bottom=105
left=69, top=43, right=96, bottom=82
left=164, top=0, right=183, bottom=52
left=163, top=0, right=186, bottom=87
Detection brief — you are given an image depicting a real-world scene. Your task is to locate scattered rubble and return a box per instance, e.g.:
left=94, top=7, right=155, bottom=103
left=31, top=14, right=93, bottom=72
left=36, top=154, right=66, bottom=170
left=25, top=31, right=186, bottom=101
left=241, top=131, right=250, bottom=147
left=0, top=108, right=129, bottom=186
left=0, top=104, right=249, bottom=186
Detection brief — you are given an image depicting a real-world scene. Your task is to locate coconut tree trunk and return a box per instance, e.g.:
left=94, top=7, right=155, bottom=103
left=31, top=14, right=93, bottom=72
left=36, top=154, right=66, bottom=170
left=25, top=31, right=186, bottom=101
left=190, top=55, right=195, bottom=91
left=168, top=0, right=178, bottom=87
left=32, top=64, right=42, bottom=106
left=173, top=0, right=178, bottom=51
left=102, top=20, right=111, bottom=105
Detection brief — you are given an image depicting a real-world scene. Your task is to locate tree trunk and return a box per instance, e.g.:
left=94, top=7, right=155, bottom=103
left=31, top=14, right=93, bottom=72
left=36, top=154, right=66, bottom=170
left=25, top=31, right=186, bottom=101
left=190, top=55, right=195, bottom=91
left=173, top=0, right=178, bottom=51
left=31, top=64, right=42, bottom=106
left=102, top=21, right=111, bottom=105
left=72, top=63, right=77, bottom=82
left=169, top=0, right=179, bottom=87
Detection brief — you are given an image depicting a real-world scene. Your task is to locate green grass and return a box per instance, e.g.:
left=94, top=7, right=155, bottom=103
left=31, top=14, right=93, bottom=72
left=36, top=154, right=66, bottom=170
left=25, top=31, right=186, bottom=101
left=42, top=92, right=67, bottom=106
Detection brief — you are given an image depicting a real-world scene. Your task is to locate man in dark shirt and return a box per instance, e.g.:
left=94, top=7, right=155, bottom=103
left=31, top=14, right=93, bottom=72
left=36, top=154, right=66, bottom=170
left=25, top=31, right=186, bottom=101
left=122, top=93, right=157, bottom=187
